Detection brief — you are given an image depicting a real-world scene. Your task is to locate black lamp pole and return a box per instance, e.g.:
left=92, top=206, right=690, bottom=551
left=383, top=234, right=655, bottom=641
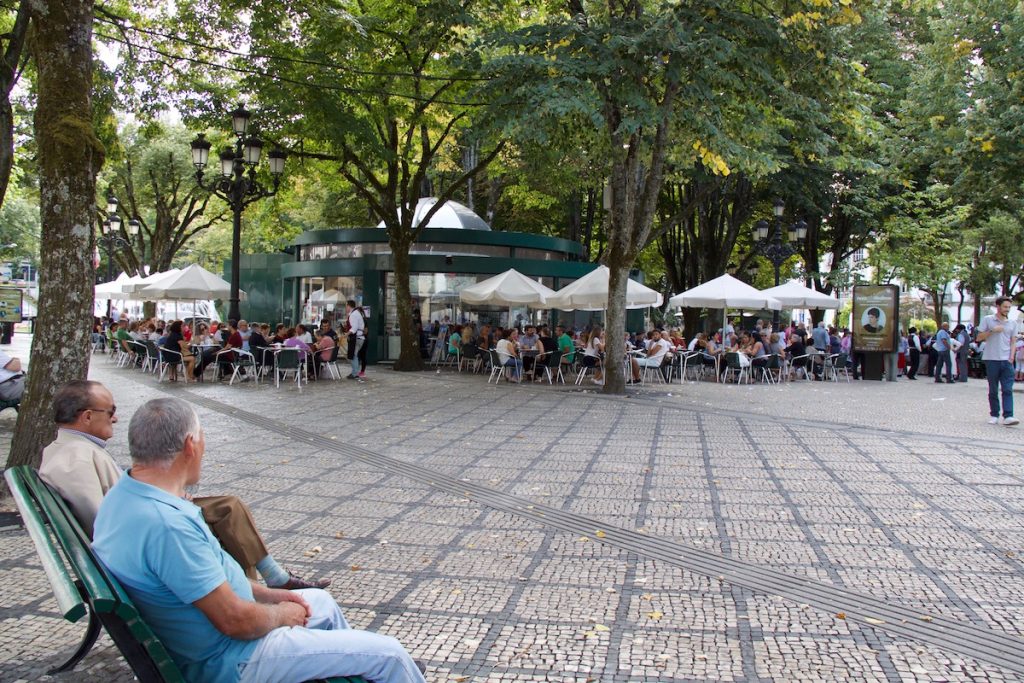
left=189, top=104, right=286, bottom=321
left=753, top=198, right=807, bottom=327
left=97, top=192, right=140, bottom=318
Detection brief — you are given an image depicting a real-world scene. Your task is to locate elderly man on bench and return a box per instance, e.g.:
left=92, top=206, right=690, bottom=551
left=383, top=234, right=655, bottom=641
left=92, top=397, right=426, bottom=683
left=39, top=380, right=328, bottom=590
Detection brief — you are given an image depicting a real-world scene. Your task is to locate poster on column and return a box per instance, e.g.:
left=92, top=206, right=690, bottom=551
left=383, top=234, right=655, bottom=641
left=852, top=285, right=898, bottom=353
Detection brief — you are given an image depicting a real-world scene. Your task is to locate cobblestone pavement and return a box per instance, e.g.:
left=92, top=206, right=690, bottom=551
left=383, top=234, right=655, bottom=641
left=1, top=347, right=1023, bottom=682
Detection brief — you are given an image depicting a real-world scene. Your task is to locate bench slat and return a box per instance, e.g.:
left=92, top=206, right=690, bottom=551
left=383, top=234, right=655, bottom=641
left=22, top=470, right=121, bottom=611
left=9, top=466, right=371, bottom=683
left=4, top=467, right=86, bottom=622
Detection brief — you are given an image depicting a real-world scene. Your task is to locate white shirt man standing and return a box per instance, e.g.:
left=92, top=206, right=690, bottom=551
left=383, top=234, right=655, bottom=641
left=345, top=299, right=365, bottom=381
left=976, top=296, right=1020, bottom=426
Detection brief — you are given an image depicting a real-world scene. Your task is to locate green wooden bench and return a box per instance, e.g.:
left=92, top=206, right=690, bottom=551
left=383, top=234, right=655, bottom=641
left=4, top=465, right=366, bottom=683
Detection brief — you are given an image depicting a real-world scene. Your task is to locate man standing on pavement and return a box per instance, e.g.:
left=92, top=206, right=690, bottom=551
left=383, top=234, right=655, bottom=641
left=976, top=296, right=1020, bottom=426
left=93, top=397, right=426, bottom=683
left=39, top=380, right=329, bottom=588
left=345, top=299, right=365, bottom=381
left=932, top=322, right=955, bottom=383
left=906, top=327, right=922, bottom=380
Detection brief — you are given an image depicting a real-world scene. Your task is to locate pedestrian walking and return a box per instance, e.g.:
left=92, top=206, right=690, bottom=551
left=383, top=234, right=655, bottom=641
left=906, top=327, right=922, bottom=380
left=952, top=324, right=970, bottom=382
left=932, top=322, right=955, bottom=383
left=976, top=296, right=1020, bottom=426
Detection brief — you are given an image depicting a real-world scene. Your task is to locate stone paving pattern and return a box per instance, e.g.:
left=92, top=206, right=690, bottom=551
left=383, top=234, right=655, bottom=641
left=1, top=340, right=1022, bottom=682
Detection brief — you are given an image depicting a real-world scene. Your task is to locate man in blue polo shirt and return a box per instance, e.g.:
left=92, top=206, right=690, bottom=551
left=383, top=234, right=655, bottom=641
left=93, top=397, right=426, bottom=683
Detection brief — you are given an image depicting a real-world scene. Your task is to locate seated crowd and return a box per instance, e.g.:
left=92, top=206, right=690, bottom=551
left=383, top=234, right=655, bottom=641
left=97, top=298, right=369, bottom=383
left=431, top=316, right=864, bottom=384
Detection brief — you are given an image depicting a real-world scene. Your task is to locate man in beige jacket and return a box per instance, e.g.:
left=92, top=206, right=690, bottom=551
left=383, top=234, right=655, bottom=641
left=39, top=380, right=328, bottom=590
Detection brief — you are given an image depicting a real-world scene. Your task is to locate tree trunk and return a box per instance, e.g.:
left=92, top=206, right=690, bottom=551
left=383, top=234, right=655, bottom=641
left=602, top=257, right=630, bottom=394
left=390, top=242, right=423, bottom=371
left=0, top=96, right=15, bottom=210
left=5, top=0, right=100, bottom=475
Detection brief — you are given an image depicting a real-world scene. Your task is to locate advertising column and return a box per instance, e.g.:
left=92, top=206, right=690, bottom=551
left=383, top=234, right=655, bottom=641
left=852, top=285, right=899, bottom=380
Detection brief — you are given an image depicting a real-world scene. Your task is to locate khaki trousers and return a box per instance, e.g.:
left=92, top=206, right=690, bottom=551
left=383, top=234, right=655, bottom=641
left=194, top=495, right=270, bottom=579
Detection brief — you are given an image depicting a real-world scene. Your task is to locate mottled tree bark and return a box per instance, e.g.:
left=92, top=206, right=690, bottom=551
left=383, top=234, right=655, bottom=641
left=5, top=0, right=101, bottom=473
left=390, top=242, right=423, bottom=371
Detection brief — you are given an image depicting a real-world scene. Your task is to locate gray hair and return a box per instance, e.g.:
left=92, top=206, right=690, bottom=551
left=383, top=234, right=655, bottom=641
left=128, top=398, right=202, bottom=467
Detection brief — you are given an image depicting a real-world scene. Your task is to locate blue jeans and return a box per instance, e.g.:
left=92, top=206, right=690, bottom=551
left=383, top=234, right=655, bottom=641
left=985, top=360, right=1014, bottom=418
left=350, top=336, right=364, bottom=377
left=238, top=589, right=425, bottom=683
left=503, top=357, right=523, bottom=379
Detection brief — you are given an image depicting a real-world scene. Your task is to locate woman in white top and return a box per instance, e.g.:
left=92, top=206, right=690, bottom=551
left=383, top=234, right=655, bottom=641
left=495, top=328, right=523, bottom=381
left=582, top=325, right=605, bottom=383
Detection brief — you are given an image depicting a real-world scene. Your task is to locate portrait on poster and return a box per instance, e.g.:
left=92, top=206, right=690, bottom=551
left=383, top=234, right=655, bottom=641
left=852, top=285, right=898, bottom=353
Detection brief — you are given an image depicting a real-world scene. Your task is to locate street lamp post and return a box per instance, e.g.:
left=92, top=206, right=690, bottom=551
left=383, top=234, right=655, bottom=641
left=752, top=198, right=807, bottom=326
left=189, top=104, right=286, bottom=321
left=97, top=192, right=140, bottom=317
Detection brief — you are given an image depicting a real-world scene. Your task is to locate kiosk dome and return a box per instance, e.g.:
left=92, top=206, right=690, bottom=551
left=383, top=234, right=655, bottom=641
left=376, top=197, right=491, bottom=231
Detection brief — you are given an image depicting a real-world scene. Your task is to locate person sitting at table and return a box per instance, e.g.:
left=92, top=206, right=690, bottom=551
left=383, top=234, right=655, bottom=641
left=533, top=326, right=558, bottom=381
left=317, top=319, right=339, bottom=344
left=447, top=325, right=462, bottom=359
left=519, top=325, right=540, bottom=351
left=581, top=325, right=605, bottom=385
left=162, top=320, right=194, bottom=382
left=248, top=324, right=271, bottom=372
left=461, top=323, right=476, bottom=347
left=296, top=323, right=314, bottom=345
left=495, top=328, right=523, bottom=381
left=688, top=333, right=703, bottom=352
left=767, top=332, right=786, bottom=359
left=312, top=328, right=336, bottom=378
left=555, top=325, right=575, bottom=368
left=697, top=334, right=720, bottom=372
left=629, top=329, right=672, bottom=383
left=518, top=325, right=543, bottom=378
left=191, top=322, right=211, bottom=346
left=283, top=327, right=312, bottom=360
left=270, top=323, right=286, bottom=344
left=212, top=319, right=247, bottom=381
left=746, top=332, right=769, bottom=374
left=785, top=332, right=811, bottom=379
left=477, top=325, right=491, bottom=351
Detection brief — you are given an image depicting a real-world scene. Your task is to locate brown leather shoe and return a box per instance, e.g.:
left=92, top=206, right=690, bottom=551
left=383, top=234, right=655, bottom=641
left=279, top=572, right=331, bottom=590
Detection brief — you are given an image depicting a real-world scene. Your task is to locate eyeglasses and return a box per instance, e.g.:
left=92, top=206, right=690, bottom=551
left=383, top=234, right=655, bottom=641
left=81, top=405, right=116, bottom=418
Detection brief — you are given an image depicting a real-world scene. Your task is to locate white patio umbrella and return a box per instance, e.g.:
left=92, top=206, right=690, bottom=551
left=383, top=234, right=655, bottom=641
left=460, top=268, right=556, bottom=325
left=546, top=265, right=663, bottom=311
left=138, top=264, right=243, bottom=333
left=118, top=272, right=149, bottom=295
left=761, top=281, right=839, bottom=309
left=139, top=264, right=242, bottom=301
left=122, top=269, right=180, bottom=296
left=94, top=272, right=131, bottom=298
left=460, top=269, right=555, bottom=306
left=309, top=288, right=343, bottom=305
left=669, top=273, right=781, bottom=334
